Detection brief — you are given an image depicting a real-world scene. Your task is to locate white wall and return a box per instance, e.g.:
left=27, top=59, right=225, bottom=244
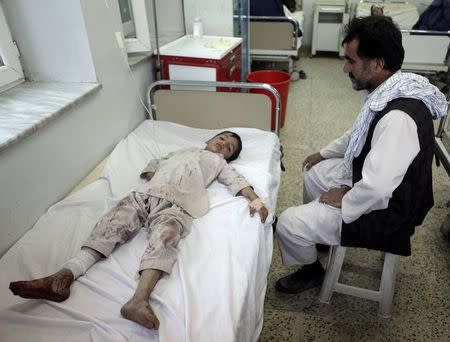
left=154, top=0, right=185, bottom=35
left=0, top=0, right=154, bottom=255
left=184, top=0, right=234, bottom=36
left=3, top=0, right=97, bottom=82
left=150, top=0, right=185, bottom=47
left=299, top=0, right=315, bottom=47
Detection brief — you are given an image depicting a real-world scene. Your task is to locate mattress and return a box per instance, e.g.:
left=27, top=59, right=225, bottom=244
left=357, top=2, right=420, bottom=29
left=0, top=120, right=282, bottom=342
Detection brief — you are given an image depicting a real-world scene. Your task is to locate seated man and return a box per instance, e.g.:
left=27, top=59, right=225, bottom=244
left=275, top=16, right=448, bottom=294
left=10, top=131, right=268, bottom=329
left=413, top=0, right=450, bottom=31
left=250, top=0, right=284, bottom=17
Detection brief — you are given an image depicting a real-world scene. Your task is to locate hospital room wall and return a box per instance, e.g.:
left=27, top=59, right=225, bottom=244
left=184, top=0, right=234, bottom=36
left=299, top=0, right=433, bottom=47
left=0, top=0, right=154, bottom=256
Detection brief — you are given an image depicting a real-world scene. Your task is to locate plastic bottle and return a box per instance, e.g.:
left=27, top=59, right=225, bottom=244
left=193, top=17, right=203, bottom=39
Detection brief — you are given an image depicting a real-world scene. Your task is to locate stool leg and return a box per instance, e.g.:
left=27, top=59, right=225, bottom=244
left=378, top=253, right=400, bottom=318
left=319, top=246, right=346, bottom=304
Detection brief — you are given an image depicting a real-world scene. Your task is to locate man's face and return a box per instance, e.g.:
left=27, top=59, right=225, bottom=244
left=205, top=133, right=239, bottom=161
left=343, top=39, right=374, bottom=91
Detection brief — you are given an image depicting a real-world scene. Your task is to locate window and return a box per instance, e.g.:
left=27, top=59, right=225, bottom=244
left=118, top=0, right=152, bottom=53
left=0, top=3, right=24, bottom=92
left=119, top=0, right=136, bottom=39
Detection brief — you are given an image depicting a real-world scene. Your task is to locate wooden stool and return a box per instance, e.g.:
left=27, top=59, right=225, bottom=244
left=319, top=245, right=400, bottom=318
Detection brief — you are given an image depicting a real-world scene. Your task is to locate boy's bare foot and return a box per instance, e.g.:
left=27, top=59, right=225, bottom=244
left=121, top=298, right=160, bottom=330
left=9, top=268, right=74, bottom=302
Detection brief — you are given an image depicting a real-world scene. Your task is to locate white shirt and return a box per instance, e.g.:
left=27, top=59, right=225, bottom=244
left=320, top=110, right=420, bottom=224
left=138, top=148, right=250, bottom=218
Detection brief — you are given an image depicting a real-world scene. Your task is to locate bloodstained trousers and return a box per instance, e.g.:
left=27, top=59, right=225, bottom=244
left=83, top=191, right=192, bottom=274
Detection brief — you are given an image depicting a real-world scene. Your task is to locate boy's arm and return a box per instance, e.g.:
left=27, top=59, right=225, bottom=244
left=140, top=151, right=175, bottom=181
left=218, top=163, right=269, bottom=223
left=237, top=186, right=269, bottom=223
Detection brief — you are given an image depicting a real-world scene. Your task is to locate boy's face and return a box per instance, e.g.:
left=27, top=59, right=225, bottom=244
left=205, top=133, right=239, bottom=160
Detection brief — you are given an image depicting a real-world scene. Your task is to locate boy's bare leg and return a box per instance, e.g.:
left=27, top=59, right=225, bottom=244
left=9, top=247, right=103, bottom=302
left=121, top=269, right=161, bottom=329
left=9, top=268, right=75, bottom=302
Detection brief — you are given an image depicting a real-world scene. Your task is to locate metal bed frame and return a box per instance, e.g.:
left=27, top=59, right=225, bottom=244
left=147, top=80, right=282, bottom=135
left=249, top=16, right=302, bottom=80
left=352, top=0, right=450, bottom=74
left=401, top=29, right=450, bottom=74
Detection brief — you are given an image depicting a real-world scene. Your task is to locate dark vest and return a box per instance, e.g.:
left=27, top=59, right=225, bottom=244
left=341, top=98, right=435, bottom=256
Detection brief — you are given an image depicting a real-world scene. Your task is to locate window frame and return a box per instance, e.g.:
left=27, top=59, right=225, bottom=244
left=0, top=3, right=24, bottom=92
left=120, top=0, right=152, bottom=53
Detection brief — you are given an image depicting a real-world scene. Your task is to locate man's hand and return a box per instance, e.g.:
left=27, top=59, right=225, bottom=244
left=302, top=152, right=325, bottom=171
left=319, top=186, right=351, bottom=208
left=140, top=171, right=155, bottom=182
left=249, top=198, right=269, bottom=223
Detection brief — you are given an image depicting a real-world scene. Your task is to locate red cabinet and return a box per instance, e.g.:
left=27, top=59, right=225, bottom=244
left=159, top=35, right=242, bottom=92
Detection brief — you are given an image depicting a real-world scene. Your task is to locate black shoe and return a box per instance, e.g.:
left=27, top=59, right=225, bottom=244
left=275, top=265, right=325, bottom=294
left=316, top=243, right=330, bottom=252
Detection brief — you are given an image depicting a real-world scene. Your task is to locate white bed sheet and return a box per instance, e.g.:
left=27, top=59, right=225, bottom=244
left=0, top=120, right=281, bottom=342
left=356, top=2, right=419, bottom=29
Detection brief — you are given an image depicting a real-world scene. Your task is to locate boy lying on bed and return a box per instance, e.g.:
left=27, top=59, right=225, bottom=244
left=9, top=131, right=268, bottom=330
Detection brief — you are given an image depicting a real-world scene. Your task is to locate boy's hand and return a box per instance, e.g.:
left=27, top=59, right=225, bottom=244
left=249, top=198, right=269, bottom=223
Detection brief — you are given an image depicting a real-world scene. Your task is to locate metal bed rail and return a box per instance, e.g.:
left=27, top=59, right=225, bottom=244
left=249, top=16, right=300, bottom=49
left=147, top=80, right=282, bottom=135
left=400, top=29, right=450, bottom=73
left=401, top=29, right=450, bottom=37
left=248, top=15, right=302, bottom=79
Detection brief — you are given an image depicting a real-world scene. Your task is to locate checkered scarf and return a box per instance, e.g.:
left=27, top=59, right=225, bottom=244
left=343, top=71, right=448, bottom=177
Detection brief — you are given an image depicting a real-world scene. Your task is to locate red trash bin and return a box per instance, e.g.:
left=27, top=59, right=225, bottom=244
left=247, top=70, right=291, bottom=130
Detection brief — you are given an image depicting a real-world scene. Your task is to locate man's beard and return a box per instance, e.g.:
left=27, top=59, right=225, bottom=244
left=349, top=61, right=373, bottom=91
left=349, top=72, right=372, bottom=91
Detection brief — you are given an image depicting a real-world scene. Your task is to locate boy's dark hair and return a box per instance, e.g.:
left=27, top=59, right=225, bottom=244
left=212, top=131, right=242, bottom=162
left=342, top=16, right=404, bottom=73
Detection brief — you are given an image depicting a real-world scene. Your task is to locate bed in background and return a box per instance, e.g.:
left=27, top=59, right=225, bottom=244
left=249, top=11, right=304, bottom=80
left=0, top=81, right=282, bottom=341
left=354, top=0, right=449, bottom=73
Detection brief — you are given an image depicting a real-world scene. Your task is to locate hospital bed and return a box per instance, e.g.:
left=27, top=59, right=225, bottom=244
left=0, top=81, right=282, bottom=342
left=353, top=1, right=450, bottom=73
left=249, top=11, right=304, bottom=80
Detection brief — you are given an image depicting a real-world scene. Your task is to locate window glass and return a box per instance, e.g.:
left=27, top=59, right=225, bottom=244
left=0, top=3, right=24, bottom=91
left=119, top=0, right=137, bottom=38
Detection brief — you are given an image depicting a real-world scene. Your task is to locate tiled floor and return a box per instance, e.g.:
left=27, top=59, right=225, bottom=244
left=258, top=56, right=450, bottom=341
